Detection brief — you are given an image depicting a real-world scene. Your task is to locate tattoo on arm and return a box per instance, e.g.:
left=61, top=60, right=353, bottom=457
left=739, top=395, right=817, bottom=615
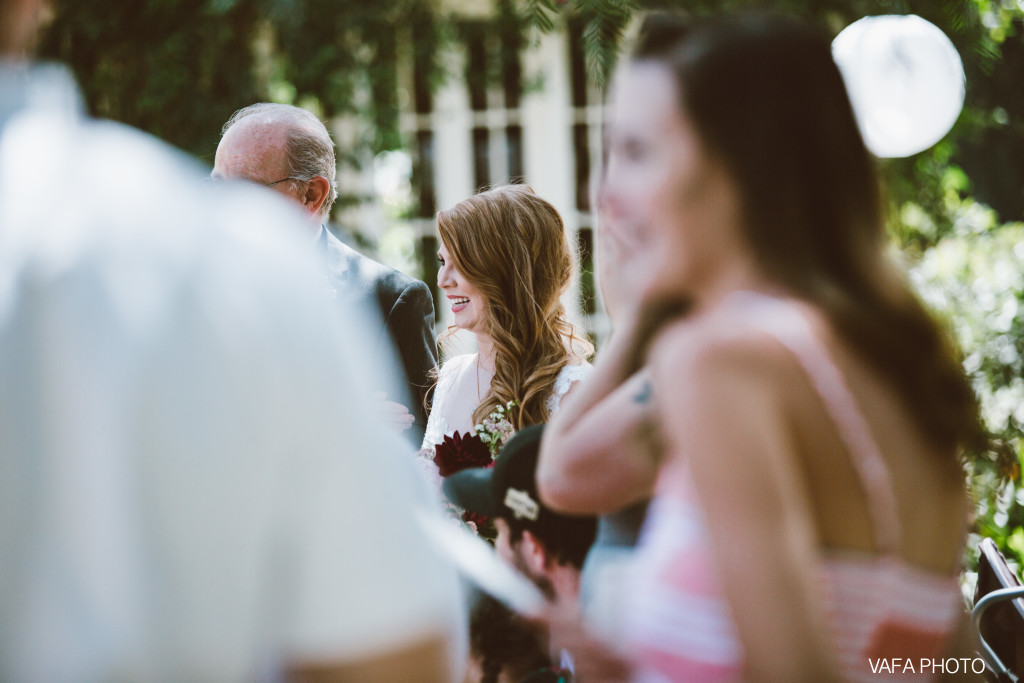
left=633, top=380, right=653, bottom=405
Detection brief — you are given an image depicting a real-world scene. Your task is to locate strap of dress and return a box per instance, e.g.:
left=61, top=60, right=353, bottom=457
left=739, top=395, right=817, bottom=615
left=735, top=293, right=903, bottom=557
left=546, top=362, right=592, bottom=415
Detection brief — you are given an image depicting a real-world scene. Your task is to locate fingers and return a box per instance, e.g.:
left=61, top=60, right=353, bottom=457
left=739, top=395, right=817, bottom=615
left=392, top=417, right=414, bottom=432
left=383, top=409, right=415, bottom=431
left=372, top=392, right=415, bottom=432
left=598, top=219, right=637, bottom=261
left=382, top=413, right=414, bottom=432
left=543, top=605, right=632, bottom=682
left=380, top=400, right=412, bottom=414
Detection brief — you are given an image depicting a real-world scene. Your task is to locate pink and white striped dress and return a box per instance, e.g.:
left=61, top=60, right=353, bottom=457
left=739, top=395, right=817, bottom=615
left=622, top=293, right=963, bottom=682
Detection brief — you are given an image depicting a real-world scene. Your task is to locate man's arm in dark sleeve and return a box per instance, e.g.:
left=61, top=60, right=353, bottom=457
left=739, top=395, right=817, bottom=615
left=383, top=279, right=438, bottom=444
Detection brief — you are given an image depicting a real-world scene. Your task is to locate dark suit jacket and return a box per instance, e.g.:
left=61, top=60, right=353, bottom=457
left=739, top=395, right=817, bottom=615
left=319, top=226, right=438, bottom=445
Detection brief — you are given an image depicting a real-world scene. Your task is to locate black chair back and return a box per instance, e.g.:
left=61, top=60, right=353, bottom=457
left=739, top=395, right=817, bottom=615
left=976, top=537, right=1024, bottom=678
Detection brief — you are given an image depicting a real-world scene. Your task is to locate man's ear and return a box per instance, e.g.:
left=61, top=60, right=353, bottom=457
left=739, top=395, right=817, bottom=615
left=2, top=0, right=44, bottom=56
left=520, top=530, right=551, bottom=573
left=302, top=176, right=331, bottom=216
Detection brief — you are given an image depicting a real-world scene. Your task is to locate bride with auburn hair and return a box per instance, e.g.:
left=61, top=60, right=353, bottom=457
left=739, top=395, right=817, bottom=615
left=420, top=185, right=592, bottom=480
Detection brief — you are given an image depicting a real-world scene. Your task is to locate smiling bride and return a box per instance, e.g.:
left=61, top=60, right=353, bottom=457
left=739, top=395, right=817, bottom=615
left=419, top=185, right=593, bottom=485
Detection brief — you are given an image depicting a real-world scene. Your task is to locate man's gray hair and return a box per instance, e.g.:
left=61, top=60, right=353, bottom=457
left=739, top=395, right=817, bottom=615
left=222, top=103, right=339, bottom=218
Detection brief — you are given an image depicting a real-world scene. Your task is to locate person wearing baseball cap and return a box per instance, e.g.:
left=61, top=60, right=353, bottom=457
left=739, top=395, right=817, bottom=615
left=445, top=424, right=597, bottom=682
left=444, top=423, right=597, bottom=609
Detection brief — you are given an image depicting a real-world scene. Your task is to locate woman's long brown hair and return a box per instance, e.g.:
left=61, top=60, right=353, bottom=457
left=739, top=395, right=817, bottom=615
left=632, top=13, right=978, bottom=453
left=437, top=185, right=593, bottom=430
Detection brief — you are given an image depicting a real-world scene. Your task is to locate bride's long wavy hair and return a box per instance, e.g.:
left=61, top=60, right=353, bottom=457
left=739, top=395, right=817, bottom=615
left=437, top=185, right=593, bottom=430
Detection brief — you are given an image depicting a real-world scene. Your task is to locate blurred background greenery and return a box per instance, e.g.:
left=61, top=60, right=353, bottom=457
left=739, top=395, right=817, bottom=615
left=37, top=0, right=1024, bottom=571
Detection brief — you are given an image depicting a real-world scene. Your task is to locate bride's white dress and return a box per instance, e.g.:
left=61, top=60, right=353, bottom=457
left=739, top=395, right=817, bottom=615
left=419, top=353, right=591, bottom=471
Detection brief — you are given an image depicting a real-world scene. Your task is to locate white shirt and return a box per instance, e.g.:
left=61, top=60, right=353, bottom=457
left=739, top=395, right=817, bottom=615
left=0, top=66, right=463, bottom=682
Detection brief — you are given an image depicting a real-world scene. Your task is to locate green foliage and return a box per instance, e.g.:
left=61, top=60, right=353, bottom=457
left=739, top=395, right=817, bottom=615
left=37, top=0, right=267, bottom=161
left=576, top=0, right=636, bottom=87
left=523, top=0, right=560, bottom=32
left=910, top=205, right=1024, bottom=566
left=274, top=0, right=407, bottom=151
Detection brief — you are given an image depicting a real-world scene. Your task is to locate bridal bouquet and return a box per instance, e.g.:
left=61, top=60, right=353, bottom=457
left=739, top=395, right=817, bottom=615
left=432, top=400, right=518, bottom=537
left=474, top=400, right=517, bottom=457
left=432, top=400, right=518, bottom=476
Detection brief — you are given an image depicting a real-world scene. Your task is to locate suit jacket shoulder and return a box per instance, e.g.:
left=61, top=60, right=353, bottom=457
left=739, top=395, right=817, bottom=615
left=321, top=227, right=438, bottom=444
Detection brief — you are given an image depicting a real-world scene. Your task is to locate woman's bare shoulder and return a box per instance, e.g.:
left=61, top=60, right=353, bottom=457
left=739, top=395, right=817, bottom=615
left=648, top=308, right=803, bottom=393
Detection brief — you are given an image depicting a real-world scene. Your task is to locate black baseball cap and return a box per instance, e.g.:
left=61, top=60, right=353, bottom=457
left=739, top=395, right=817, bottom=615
left=443, top=424, right=596, bottom=564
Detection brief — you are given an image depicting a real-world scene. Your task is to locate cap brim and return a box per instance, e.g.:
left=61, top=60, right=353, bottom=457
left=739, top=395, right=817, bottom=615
left=442, top=467, right=500, bottom=516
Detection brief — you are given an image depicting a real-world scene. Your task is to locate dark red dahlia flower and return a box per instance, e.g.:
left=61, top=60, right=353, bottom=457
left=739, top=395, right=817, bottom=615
left=433, top=430, right=493, bottom=477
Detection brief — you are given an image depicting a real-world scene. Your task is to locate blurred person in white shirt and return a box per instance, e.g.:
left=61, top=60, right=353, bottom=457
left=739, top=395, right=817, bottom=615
left=0, top=1, right=464, bottom=680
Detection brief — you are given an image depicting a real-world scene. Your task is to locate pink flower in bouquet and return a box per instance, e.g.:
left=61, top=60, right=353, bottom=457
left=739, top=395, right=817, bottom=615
left=433, top=430, right=493, bottom=477
left=475, top=400, right=518, bottom=456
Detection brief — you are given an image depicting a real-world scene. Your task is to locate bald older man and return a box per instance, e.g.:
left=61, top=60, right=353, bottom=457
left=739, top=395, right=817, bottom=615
left=213, top=104, right=438, bottom=444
